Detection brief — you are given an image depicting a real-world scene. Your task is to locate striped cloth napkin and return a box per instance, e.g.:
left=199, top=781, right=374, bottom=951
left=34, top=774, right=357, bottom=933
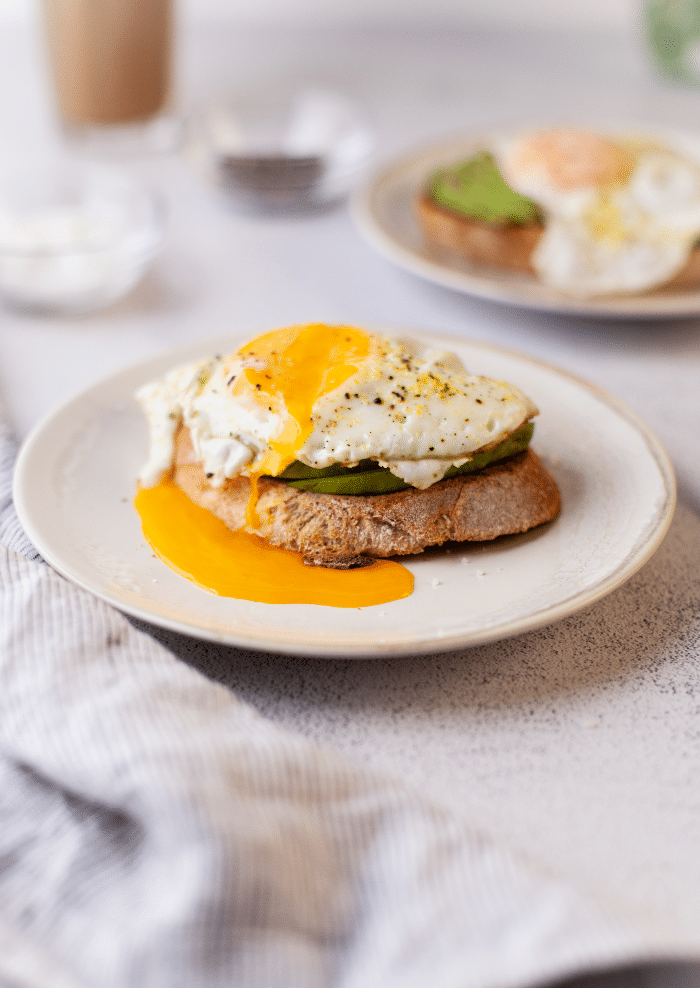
left=0, top=402, right=673, bottom=988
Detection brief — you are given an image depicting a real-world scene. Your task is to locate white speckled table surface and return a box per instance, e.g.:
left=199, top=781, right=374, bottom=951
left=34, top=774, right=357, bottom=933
left=3, top=18, right=700, bottom=982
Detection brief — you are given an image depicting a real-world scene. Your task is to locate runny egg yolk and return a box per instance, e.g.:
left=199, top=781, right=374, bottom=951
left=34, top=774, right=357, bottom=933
left=135, top=478, right=414, bottom=608
left=239, top=322, right=370, bottom=469
left=233, top=323, right=370, bottom=525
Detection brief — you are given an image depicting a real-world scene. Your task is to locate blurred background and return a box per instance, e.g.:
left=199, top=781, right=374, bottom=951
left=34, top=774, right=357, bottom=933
left=0, top=0, right=699, bottom=439
left=0, top=0, right=638, bottom=28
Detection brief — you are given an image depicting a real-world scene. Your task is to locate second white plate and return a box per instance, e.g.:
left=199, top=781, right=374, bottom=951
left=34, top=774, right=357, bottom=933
left=13, top=329, right=675, bottom=657
left=353, top=126, right=700, bottom=319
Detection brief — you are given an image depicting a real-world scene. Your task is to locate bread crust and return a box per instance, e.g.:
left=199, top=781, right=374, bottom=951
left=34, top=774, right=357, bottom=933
left=172, top=425, right=561, bottom=567
left=416, top=195, right=544, bottom=274
left=415, top=194, right=700, bottom=290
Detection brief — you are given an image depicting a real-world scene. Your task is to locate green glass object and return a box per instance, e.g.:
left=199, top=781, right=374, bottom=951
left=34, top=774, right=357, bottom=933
left=645, top=0, right=700, bottom=84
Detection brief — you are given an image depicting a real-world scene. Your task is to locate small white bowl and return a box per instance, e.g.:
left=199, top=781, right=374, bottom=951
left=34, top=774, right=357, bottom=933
left=0, top=162, right=165, bottom=315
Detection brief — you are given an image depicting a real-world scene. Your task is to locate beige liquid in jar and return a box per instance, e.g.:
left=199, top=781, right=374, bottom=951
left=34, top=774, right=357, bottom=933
left=42, top=0, right=173, bottom=127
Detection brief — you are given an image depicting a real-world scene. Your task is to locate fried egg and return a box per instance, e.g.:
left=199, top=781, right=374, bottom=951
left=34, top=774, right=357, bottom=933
left=496, top=127, right=700, bottom=296
left=137, top=323, right=537, bottom=495
left=135, top=323, right=538, bottom=607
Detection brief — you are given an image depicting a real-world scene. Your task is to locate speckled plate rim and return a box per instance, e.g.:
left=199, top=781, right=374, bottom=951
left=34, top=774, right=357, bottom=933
left=13, top=327, right=676, bottom=658
left=352, top=122, right=700, bottom=319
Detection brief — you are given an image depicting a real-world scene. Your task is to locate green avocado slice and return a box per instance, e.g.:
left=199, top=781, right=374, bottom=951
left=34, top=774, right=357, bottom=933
left=273, top=422, right=534, bottom=496
left=430, top=151, right=542, bottom=226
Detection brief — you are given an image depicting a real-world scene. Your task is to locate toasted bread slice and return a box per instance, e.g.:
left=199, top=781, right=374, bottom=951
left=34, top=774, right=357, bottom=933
left=416, top=194, right=544, bottom=274
left=416, top=194, right=700, bottom=290
left=172, top=425, right=560, bottom=567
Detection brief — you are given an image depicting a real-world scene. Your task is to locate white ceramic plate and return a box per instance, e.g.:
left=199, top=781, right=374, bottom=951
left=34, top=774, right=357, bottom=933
left=353, top=125, right=700, bottom=319
left=14, top=329, right=675, bottom=658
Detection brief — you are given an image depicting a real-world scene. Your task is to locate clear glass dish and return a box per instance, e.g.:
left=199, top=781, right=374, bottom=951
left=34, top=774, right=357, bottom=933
left=193, top=87, right=375, bottom=212
left=0, top=161, right=165, bottom=315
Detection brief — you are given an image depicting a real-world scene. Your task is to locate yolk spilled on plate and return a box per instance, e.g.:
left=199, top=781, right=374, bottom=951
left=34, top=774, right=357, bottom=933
left=134, top=478, right=414, bottom=608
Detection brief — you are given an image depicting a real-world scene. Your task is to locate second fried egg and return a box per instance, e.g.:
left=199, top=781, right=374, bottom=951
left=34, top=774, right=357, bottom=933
left=496, top=127, right=700, bottom=296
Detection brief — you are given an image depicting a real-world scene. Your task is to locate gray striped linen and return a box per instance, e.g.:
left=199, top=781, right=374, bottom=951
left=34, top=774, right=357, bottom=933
left=0, top=411, right=667, bottom=988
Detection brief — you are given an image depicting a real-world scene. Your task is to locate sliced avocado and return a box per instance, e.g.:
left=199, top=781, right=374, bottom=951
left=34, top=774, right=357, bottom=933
left=430, top=151, right=542, bottom=226
left=274, top=422, right=534, bottom=496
